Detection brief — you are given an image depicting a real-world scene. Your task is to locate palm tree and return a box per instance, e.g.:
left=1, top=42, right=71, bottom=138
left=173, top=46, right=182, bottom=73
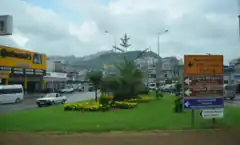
left=86, top=71, right=103, bottom=102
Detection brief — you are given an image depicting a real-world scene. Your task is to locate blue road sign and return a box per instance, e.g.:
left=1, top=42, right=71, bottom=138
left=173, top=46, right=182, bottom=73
left=183, top=98, right=224, bottom=109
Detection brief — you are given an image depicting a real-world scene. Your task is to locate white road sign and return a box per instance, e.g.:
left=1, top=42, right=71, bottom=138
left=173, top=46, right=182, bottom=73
left=200, top=108, right=224, bottom=119
left=184, top=77, right=192, bottom=85
left=184, top=89, right=192, bottom=96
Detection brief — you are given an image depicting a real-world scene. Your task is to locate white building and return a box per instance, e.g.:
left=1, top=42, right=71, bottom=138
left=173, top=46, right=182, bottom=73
left=44, top=59, right=68, bottom=91
left=46, top=59, right=55, bottom=72
left=135, top=57, right=158, bottom=84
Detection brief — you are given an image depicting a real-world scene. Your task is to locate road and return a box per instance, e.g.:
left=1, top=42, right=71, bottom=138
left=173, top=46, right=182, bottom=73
left=225, top=94, right=240, bottom=107
left=0, top=92, right=239, bottom=114
left=0, top=91, right=97, bottom=114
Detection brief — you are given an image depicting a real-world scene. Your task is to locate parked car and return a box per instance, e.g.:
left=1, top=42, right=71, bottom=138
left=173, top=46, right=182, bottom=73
left=224, top=84, right=236, bottom=100
left=36, top=93, right=67, bottom=107
left=59, top=87, right=74, bottom=93
left=78, top=86, right=84, bottom=92
left=148, top=83, right=157, bottom=91
left=88, top=86, right=94, bottom=92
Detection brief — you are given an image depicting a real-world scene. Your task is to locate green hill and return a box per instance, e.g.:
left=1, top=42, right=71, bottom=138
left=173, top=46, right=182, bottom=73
left=68, top=51, right=160, bottom=69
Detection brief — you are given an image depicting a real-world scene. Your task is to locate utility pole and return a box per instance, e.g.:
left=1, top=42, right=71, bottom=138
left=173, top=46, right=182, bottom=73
left=157, top=29, right=168, bottom=57
left=238, top=15, right=240, bottom=41
left=157, top=35, right=160, bottom=56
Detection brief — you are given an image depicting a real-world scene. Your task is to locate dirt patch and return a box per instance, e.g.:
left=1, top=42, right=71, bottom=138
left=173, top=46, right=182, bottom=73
left=0, top=130, right=239, bottom=145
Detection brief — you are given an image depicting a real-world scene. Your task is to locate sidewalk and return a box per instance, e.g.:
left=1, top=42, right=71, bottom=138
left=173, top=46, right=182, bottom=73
left=0, top=130, right=239, bottom=145
left=24, top=93, right=44, bottom=99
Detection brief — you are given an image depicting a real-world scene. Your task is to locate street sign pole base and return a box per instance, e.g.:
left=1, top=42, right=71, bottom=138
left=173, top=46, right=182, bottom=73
left=212, top=118, right=216, bottom=126
left=191, top=109, right=195, bottom=127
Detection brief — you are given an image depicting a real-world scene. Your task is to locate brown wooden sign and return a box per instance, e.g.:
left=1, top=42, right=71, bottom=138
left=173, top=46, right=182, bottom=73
left=183, top=75, right=223, bottom=97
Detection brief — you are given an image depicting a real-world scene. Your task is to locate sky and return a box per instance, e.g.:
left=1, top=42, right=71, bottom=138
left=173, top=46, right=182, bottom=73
left=0, top=0, right=240, bottom=64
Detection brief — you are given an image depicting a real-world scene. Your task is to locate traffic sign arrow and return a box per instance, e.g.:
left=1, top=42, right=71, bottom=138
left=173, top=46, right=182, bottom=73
left=184, top=101, right=190, bottom=107
left=184, top=77, right=192, bottom=85
left=188, top=62, right=194, bottom=68
left=185, top=89, right=192, bottom=96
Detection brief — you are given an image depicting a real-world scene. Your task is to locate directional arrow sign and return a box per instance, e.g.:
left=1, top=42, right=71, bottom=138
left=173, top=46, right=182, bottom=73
left=184, top=77, right=192, bottom=85
left=184, top=89, right=192, bottom=96
left=184, top=101, right=190, bottom=107
left=200, top=108, right=224, bottom=119
left=188, top=62, right=194, bottom=68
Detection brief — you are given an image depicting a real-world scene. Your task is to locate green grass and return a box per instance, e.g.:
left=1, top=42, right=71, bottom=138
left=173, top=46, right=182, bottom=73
left=0, top=95, right=239, bottom=132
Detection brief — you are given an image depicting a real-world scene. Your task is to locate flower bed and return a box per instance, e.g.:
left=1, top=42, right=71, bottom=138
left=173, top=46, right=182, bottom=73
left=64, top=102, right=105, bottom=111
left=64, top=95, right=153, bottom=112
left=111, top=101, right=137, bottom=109
left=64, top=101, right=137, bottom=112
left=127, top=95, right=154, bottom=103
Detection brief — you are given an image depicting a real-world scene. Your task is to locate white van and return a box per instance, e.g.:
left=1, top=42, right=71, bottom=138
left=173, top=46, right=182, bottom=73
left=0, top=85, right=24, bottom=104
left=224, top=84, right=236, bottom=100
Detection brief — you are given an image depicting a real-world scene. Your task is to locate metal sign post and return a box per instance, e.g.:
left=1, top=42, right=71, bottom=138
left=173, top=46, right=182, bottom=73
left=183, top=55, right=224, bottom=127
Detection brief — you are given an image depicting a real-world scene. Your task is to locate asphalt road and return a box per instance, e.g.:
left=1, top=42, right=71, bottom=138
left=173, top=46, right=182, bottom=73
left=225, top=94, right=240, bottom=107
left=0, top=91, right=98, bottom=114
left=0, top=92, right=239, bottom=114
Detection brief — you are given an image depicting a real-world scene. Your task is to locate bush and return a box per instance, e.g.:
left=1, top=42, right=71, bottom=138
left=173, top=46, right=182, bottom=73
left=174, top=96, right=183, bottom=113
left=138, top=95, right=154, bottom=102
left=112, top=101, right=138, bottom=109
left=138, top=86, right=149, bottom=95
left=127, top=95, right=154, bottom=103
left=99, top=95, right=109, bottom=106
left=156, top=92, right=163, bottom=100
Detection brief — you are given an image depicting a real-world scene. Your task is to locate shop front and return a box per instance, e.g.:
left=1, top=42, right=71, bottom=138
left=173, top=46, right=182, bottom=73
left=43, top=72, right=67, bottom=92
left=0, top=45, right=46, bottom=93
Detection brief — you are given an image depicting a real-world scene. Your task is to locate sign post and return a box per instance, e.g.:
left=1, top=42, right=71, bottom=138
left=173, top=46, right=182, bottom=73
left=183, top=55, right=224, bottom=126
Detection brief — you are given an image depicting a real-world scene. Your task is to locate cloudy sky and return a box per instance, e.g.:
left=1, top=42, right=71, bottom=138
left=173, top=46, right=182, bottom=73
left=0, top=0, right=239, bottom=64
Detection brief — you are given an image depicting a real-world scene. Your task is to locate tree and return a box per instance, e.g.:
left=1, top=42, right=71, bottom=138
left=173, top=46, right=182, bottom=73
left=86, top=71, right=103, bottom=102
left=104, top=33, right=146, bottom=100
left=114, top=61, right=142, bottom=100
left=120, top=33, right=131, bottom=52
left=101, top=76, right=121, bottom=95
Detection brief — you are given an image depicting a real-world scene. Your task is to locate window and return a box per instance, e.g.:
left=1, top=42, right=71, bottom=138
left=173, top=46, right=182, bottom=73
left=225, top=85, right=236, bottom=90
left=33, top=53, right=42, bottom=64
left=0, top=20, right=4, bottom=31
left=0, top=88, right=22, bottom=94
left=224, top=80, right=228, bottom=84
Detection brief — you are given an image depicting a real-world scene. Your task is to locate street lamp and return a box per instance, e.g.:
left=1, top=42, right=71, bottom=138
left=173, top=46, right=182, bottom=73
left=157, top=29, right=168, bottom=57
left=104, top=30, right=117, bottom=52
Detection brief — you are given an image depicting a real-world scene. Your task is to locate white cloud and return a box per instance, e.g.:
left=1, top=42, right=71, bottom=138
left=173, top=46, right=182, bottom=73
left=9, top=32, right=29, bottom=48
left=0, top=0, right=239, bottom=64
left=69, top=20, right=99, bottom=42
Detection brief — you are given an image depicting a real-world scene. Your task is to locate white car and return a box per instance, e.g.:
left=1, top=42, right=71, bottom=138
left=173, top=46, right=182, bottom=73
left=148, top=83, right=157, bottom=91
left=36, top=93, right=67, bottom=107
left=59, top=87, right=74, bottom=93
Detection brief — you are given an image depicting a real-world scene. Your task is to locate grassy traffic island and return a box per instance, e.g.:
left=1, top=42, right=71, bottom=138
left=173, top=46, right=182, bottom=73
left=0, top=94, right=239, bottom=132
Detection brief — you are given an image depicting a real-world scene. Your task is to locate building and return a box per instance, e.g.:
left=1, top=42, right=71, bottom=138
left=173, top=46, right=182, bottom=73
left=135, top=57, right=158, bottom=84
left=103, top=63, right=118, bottom=77
left=0, top=45, right=46, bottom=93
left=44, top=59, right=68, bottom=91
left=157, top=56, right=179, bottom=81
left=43, top=72, right=67, bottom=91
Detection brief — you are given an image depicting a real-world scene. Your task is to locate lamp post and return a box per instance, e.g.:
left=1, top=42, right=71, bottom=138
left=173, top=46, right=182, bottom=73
left=104, top=30, right=117, bottom=52
left=157, top=29, right=168, bottom=57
